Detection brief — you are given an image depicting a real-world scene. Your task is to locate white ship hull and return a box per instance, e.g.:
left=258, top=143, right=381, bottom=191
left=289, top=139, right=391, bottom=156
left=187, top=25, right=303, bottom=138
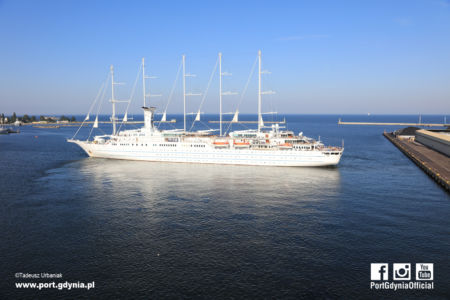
left=69, top=53, right=344, bottom=168
left=70, top=140, right=342, bottom=167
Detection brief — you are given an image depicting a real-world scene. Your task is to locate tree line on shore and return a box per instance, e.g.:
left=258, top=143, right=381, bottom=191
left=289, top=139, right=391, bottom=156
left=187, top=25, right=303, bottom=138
left=1, top=113, right=76, bottom=124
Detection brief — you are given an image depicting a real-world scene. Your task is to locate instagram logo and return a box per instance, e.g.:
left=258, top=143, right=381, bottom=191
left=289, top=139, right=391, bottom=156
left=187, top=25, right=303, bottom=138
left=393, top=263, right=411, bottom=280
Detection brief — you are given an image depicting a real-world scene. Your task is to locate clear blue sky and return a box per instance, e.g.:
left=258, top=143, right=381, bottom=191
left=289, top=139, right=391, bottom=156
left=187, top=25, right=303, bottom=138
left=0, top=0, right=449, bottom=115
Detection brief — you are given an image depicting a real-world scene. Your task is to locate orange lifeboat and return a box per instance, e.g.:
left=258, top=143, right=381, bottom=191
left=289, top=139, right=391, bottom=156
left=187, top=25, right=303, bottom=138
left=233, top=140, right=250, bottom=148
left=213, top=140, right=229, bottom=148
left=279, top=143, right=293, bottom=149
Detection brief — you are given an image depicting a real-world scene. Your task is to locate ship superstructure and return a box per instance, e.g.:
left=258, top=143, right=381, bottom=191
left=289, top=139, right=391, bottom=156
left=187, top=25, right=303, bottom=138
left=68, top=51, right=343, bottom=167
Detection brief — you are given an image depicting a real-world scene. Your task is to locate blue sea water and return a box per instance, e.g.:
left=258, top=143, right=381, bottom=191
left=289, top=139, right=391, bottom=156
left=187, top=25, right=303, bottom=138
left=1, top=114, right=449, bottom=299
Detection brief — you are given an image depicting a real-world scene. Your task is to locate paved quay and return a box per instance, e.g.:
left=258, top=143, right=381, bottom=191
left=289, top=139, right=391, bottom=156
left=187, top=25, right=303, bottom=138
left=384, top=132, right=450, bottom=192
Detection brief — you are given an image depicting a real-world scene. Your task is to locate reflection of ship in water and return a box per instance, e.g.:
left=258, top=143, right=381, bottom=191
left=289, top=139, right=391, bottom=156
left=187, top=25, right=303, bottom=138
left=80, top=158, right=342, bottom=206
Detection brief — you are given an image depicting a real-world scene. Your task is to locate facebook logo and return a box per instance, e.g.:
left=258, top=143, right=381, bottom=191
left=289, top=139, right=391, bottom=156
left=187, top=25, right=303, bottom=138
left=371, top=263, right=389, bottom=280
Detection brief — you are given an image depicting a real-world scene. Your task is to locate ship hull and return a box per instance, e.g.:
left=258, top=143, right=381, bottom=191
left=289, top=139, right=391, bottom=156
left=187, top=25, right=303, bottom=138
left=69, top=140, right=342, bottom=167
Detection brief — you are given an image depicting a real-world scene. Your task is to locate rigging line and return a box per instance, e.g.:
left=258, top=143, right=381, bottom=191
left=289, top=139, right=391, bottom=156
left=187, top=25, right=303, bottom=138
left=164, top=121, right=177, bottom=130
left=127, top=123, right=140, bottom=130
left=189, top=57, right=219, bottom=132
left=158, top=60, right=182, bottom=129
left=225, top=56, right=258, bottom=134
left=230, top=115, right=253, bottom=135
left=117, top=63, right=142, bottom=133
left=72, top=74, right=109, bottom=139
left=199, top=120, right=212, bottom=131
left=98, top=127, right=107, bottom=136
left=88, top=76, right=109, bottom=140
left=224, top=124, right=230, bottom=135
left=224, top=120, right=249, bottom=136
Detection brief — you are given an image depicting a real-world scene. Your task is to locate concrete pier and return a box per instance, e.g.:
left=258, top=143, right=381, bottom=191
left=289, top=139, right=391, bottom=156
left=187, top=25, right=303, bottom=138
left=208, top=120, right=285, bottom=124
left=384, top=132, right=450, bottom=192
left=338, top=119, right=449, bottom=127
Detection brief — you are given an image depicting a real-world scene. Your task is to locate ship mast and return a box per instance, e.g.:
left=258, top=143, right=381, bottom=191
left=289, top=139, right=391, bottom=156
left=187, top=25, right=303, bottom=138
left=257, top=50, right=275, bottom=132
left=182, top=55, right=186, bottom=132
left=219, top=52, right=223, bottom=136
left=182, top=55, right=200, bottom=133
left=258, top=50, right=262, bottom=132
left=111, top=65, right=117, bottom=135
left=218, top=53, right=236, bottom=136
left=142, top=58, right=146, bottom=107
left=142, top=58, right=160, bottom=109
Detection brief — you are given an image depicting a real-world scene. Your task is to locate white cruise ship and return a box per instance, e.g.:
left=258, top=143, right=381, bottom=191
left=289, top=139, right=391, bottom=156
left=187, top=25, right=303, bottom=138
left=68, top=51, right=343, bottom=167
